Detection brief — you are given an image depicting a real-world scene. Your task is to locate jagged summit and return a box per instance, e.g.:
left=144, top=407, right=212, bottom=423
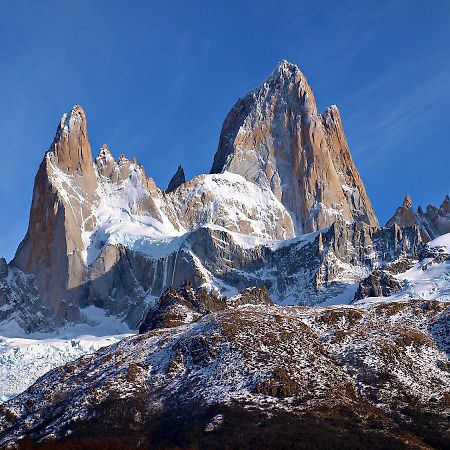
left=386, top=194, right=450, bottom=241
left=98, top=143, right=113, bottom=158
left=166, top=165, right=185, bottom=193
left=266, top=59, right=306, bottom=84
left=57, top=104, right=85, bottom=131
left=403, top=194, right=413, bottom=208
left=210, top=61, right=378, bottom=233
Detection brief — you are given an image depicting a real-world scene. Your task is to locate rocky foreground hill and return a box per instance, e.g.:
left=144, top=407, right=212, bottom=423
left=0, top=286, right=449, bottom=449
left=0, top=60, right=449, bottom=449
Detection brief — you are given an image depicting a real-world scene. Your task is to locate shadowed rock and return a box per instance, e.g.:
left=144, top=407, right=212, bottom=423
left=386, top=194, right=450, bottom=241
left=353, top=269, right=403, bottom=301
left=166, top=165, right=186, bottom=193
left=138, top=282, right=274, bottom=333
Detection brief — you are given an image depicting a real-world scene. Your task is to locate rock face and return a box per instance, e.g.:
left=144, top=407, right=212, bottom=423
left=210, top=60, right=379, bottom=233
left=0, top=258, right=55, bottom=333
left=386, top=194, right=450, bottom=241
left=12, top=105, right=98, bottom=320
left=1, top=300, right=449, bottom=448
left=139, top=280, right=226, bottom=333
left=166, top=165, right=186, bottom=193
left=353, top=269, right=403, bottom=301
left=51, top=219, right=420, bottom=330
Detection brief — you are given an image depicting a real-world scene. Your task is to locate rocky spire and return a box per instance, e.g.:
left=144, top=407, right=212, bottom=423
left=166, top=165, right=185, bottom=193
left=210, top=60, right=379, bottom=233
left=95, top=144, right=115, bottom=177
left=386, top=194, right=450, bottom=242
left=48, top=105, right=97, bottom=189
left=12, top=105, right=97, bottom=320
left=440, top=194, right=450, bottom=213
left=386, top=195, right=418, bottom=230
left=403, top=195, right=412, bottom=209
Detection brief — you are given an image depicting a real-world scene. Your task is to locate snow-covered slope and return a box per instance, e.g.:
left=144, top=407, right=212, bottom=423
left=165, top=171, right=295, bottom=240
left=86, top=169, right=294, bottom=264
left=88, top=155, right=183, bottom=264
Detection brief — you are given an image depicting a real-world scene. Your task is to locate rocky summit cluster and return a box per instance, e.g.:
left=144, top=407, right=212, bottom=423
left=0, top=61, right=449, bottom=449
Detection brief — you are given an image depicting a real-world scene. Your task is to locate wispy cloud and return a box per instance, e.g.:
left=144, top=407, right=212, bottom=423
left=344, top=49, right=450, bottom=161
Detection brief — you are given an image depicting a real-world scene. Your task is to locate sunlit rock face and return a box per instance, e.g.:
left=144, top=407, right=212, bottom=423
left=211, top=60, right=379, bottom=234
left=12, top=105, right=98, bottom=320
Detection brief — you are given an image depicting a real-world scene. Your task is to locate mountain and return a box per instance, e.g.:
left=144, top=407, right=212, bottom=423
left=4, top=61, right=399, bottom=334
left=5, top=61, right=446, bottom=335
left=1, top=60, right=450, bottom=448
left=386, top=194, right=450, bottom=241
left=211, top=60, right=379, bottom=233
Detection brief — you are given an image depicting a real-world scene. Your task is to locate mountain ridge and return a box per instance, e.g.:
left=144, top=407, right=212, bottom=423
left=1, top=60, right=450, bottom=448
left=0, top=60, right=445, bottom=336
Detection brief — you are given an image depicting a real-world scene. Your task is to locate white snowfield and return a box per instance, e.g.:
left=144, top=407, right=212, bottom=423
left=86, top=168, right=296, bottom=263
left=0, top=334, right=127, bottom=403
left=1, top=232, right=449, bottom=404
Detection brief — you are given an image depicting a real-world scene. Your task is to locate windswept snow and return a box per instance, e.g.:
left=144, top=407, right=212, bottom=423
left=429, top=232, right=450, bottom=253
left=87, top=162, right=184, bottom=264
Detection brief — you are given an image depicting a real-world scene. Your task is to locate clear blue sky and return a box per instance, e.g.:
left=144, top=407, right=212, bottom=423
left=1, top=0, right=449, bottom=260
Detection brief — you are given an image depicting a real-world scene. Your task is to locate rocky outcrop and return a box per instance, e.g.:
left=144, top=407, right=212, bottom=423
left=166, top=165, right=185, bottom=193
left=210, top=60, right=379, bottom=233
left=139, top=280, right=227, bottom=333
left=227, top=286, right=273, bottom=307
left=386, top=194, right=450, bottom=241
left=11, top=105, right=98, bottom=320
left=139, top=282, right=274, bottom=334
left=0, top=258, right=55, bottom=333
left=353, top=269, right=403, bottom=301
